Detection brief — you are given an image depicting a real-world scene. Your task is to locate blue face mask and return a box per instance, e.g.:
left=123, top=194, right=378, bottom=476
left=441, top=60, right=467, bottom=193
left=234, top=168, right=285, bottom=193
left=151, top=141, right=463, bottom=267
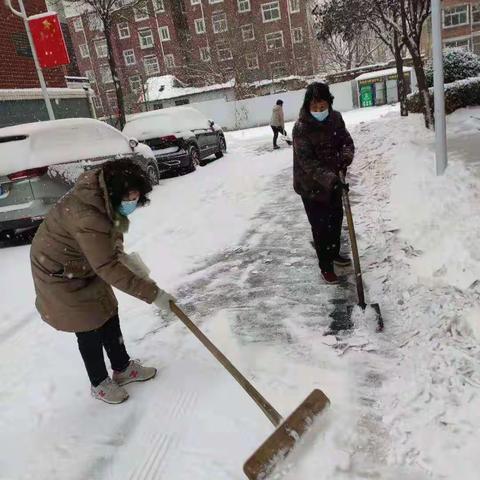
left=311, top=110, right=329, bottom=122
left=118, top=199, right=138, bottom=216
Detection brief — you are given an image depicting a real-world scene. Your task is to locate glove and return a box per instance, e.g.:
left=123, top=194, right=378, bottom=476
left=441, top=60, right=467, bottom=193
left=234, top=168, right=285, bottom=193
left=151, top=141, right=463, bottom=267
left=154, top=288, right=177, bottom=313
left=335, top=179, right=349, bottom=193
left=120, top=252, right=151, bottom=280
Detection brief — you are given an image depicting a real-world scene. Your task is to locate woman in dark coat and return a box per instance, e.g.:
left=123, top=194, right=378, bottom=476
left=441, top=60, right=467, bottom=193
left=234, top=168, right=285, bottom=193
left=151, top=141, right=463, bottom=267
left=31, top=159, right=175, bottom=404
left=293, top=82, right=355, bottom=284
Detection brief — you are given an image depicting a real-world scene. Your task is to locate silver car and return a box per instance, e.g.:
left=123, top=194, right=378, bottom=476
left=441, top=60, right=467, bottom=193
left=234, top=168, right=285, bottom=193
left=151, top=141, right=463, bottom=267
left=0, top=118, right=159, bottom=240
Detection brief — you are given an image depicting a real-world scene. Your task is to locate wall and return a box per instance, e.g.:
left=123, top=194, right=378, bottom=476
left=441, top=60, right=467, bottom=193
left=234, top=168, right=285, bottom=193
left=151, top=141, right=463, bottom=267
left=0, top=0, right=67, bottom=88
left=185, top=81, right=354, bottom=131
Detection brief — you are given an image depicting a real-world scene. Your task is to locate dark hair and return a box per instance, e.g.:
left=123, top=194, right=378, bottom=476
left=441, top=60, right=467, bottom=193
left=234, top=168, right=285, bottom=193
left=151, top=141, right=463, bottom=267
left=300, top=82, right=334, bottom=117
left=276, top=99, right=284, bottom=105
left=102, top=159, right=152, bottom=209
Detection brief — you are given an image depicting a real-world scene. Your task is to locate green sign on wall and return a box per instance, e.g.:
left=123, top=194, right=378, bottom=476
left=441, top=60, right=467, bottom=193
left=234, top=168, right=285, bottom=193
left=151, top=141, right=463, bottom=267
left=360, top=85, right=374, bottom=107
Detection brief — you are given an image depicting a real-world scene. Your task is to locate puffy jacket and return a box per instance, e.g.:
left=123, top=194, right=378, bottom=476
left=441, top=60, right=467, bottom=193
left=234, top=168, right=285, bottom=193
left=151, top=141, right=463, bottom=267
left=270, top=105, right=285, bottom=128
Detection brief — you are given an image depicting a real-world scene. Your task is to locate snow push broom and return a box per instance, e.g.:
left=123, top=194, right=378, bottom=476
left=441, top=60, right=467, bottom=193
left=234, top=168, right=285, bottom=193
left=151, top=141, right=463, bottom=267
left=170, top=302, right=331, bottom=479
left=329, top=171, right=384, bottom=333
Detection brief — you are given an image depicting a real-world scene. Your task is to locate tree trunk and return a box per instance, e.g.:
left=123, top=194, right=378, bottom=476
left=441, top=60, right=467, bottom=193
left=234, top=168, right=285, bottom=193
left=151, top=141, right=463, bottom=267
left=104, top=22, right=126, bottom=129
left=411, top=51, right=433, bottom=128
left=392, top=30, right=408, bottom=117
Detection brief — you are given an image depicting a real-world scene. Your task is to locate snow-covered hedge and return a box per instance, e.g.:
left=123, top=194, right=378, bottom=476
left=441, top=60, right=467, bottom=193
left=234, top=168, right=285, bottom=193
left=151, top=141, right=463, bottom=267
left=407, top=77, right=480, bottom=114
left=425, top=48, right=480, bottom=87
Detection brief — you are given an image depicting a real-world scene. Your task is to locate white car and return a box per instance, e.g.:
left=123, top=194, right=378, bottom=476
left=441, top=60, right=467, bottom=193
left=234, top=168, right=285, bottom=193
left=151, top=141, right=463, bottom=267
left=123, top=106, right=227, bottom=176
left=0, top=118, right=159, bottom=241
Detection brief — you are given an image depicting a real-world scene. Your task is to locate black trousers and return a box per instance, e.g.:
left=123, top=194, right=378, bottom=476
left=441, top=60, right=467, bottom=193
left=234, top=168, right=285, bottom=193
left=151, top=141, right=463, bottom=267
left=302, top=193, right=343, bottom=273
left=271, top=126, right=286, bottom=147
left=75, top=315, right=130, bottom=387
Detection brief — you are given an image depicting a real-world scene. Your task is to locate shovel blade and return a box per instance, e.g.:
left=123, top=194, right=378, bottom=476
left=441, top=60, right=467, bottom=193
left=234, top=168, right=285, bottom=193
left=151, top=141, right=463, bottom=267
left=327, top=303, right=383, bottom=334
left=243, top=389, right=330, bottom=480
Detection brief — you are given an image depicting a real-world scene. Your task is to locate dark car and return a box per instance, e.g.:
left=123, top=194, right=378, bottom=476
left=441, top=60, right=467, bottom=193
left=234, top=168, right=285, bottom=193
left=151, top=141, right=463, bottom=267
left=122, top=106, right=227, bottom=176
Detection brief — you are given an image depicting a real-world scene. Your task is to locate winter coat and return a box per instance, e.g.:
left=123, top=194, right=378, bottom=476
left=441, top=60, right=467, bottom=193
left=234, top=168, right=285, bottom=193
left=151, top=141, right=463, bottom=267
left=293, top=109, right=354, bottom=204
left=270, top=105, right=285, bottom=128
left=30, top=170, right=159, bottom=333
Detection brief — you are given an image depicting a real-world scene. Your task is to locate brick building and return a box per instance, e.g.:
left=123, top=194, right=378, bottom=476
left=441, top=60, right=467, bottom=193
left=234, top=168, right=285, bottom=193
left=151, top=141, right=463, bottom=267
left=440, top=0, right=480, bottom=53
left=64, top=0, right=317, bottom=119
left=0, top=0, right=68, bottom=89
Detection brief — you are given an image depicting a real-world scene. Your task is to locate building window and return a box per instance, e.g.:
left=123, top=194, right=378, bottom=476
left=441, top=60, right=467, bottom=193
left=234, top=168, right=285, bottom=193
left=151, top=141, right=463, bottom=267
left=106, top=90, right=118, bottom=109
left=118, top=22, right=130, bottom=39
left=241, top=24, right=255, bottom=41
left=262, top=1, right=281, bottom=23
left=129, top=75, right=143, bottom=93
left=195, top=18, right=206, bottom=34
left=292, top=27, right=303, bottom=43
left=265, top=31, right=284, bottom=50
left=191, top=0, right=201, bottom=4
left=85, top=70, right=95, bottom=83
left=209, top=0, right=223, bottom=4
left=218, top=47, right=233, bottom=61
left=92, top=95, right=102, bottom=110
left=164, top=54, right=175, bottom=68
left=159, top=26, right=170, bottom=41
left=289, top=0, right=300, bottom=13
left=270, top=61, right=287, bottom=78
left=200, top=46, right=211, bottom=62
left=88, top=14, right=103, bottom=31
left=73, top=17, right=83, bottom=32
left=154, top=0, right=165, bottom=12
left=443, top=5, right=469, bottom=28
left=444, top=38, right=471, bottom=50
left=246, top=53, right=259, bottom=69
left=144, top=55, right=160, bottom=75
left=139, top=29, right=155, bottom=49
left=95, top=39, right=108, bottom=58
left=212, top=13, right=228, bottom=33
left=473, top=35, right=480, bottom=53
left=79, top=44, right=90, bottom=58
left=238, top=0, right=251, bottom=12
left=123, top=49, right=136, bottom=66
left=473, top=4, right=480, bottom=23
left=135, top=4, right=150, bottom=21
left=175, top=98, right=190, bottom=105
left=100, top=65, right=113, bottom=84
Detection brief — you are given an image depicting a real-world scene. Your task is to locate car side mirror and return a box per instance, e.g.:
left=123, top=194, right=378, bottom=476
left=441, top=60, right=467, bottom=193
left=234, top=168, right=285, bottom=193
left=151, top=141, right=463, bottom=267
left=129, top=138, right=139, bottom=149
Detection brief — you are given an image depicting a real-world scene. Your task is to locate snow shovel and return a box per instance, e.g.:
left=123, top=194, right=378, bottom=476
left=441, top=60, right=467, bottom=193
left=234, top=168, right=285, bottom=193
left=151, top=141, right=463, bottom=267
left=169, top=302, right=330, bottom=479
left=330, top=172, right=384, bottom=332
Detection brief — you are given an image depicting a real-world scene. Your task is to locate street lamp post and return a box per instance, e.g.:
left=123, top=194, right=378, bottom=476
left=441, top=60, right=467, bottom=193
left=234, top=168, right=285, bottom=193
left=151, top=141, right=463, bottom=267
left=432, top=0, right=447, bottom=175
left=6, top=0, right=55, bottom=120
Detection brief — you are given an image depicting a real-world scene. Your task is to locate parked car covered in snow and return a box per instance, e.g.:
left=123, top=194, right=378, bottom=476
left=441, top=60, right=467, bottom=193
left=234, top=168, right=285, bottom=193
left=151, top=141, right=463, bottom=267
left=0, top=118, right=159, bottom=240
left=122, top=106, right=227, bottom=176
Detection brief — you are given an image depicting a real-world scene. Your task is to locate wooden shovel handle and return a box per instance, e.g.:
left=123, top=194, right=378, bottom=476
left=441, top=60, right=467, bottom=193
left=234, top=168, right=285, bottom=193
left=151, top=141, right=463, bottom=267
left=169, top=301, right=283, bottom=427
left=339, top=171, right=366, bottom=308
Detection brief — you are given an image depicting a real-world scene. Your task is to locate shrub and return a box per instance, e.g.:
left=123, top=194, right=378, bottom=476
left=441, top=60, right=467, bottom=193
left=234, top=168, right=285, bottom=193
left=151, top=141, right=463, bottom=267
left=425, top=48, right=480, bottom=87
left=407, top=77, right=480, bottom=114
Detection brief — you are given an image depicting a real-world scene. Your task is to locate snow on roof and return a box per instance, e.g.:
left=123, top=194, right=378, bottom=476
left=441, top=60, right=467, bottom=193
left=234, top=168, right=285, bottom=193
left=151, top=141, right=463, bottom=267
left=0, top=88, right=90, bottom=101
left=355, top=67, right=413, bottom=82
left=0, top=118, right=135, bottom=176
left=143, top=75, right=233, bottom=102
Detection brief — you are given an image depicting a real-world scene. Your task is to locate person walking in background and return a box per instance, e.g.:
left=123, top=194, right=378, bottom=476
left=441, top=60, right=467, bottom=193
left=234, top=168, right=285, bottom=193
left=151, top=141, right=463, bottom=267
left=271, top=99, right=286, bottom=150
left=30, top=159, right=176, bottom=404
left=293, top=82, right=355, bottom=284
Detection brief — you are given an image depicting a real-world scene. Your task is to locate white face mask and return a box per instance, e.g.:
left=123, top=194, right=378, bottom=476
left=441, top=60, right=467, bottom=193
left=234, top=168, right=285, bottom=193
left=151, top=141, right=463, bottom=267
left=311, top=110, right=329, bottom=122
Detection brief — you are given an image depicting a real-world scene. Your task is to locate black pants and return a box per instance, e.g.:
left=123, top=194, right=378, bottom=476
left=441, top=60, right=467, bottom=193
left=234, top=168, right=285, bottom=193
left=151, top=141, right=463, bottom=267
left=302, top=194, right=343, bottom=273
left=271, top=126, right=286, bottom=147
left=75, top=315, right=130, bottom=387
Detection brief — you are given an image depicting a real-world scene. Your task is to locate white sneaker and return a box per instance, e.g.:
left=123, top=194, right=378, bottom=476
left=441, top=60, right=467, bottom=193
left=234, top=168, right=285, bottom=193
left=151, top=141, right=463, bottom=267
left=91, top=377, right=129, bottom=404
left=112, top=360, right=157, bottom=386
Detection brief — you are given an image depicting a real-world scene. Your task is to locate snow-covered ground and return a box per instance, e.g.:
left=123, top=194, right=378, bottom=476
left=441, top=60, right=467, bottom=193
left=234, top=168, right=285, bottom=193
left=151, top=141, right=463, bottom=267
left=1, top=105, right=480, bottom=480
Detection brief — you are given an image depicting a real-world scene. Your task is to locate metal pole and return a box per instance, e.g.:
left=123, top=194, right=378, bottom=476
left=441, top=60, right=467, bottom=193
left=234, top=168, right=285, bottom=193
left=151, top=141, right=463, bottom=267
left=432, top=0, right=447, bottom=175
left=6, top=0, right=55, bottom=120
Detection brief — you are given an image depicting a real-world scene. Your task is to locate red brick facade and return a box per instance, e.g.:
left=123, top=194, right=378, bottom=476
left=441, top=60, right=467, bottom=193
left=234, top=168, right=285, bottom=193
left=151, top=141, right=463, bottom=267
left=66, top=0, right=317, bottom=118
left=441, top=1, right=480, bottom=52
left=0, top=0, right=67, bottom=89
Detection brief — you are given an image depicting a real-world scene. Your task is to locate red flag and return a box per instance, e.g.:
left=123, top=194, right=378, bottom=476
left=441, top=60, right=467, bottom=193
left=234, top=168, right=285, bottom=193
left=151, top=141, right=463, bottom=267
left=28, top=13, right=70, bottom=69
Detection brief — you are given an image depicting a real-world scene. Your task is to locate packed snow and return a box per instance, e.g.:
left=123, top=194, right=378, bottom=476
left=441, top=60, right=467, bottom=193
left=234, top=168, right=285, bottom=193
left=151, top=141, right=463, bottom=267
left=1, top=105, right=479, bottom=480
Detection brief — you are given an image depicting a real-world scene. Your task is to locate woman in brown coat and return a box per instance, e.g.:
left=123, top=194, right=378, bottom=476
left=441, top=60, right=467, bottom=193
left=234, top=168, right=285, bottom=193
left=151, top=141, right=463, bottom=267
left=30, top=159, right=175, bottom=404
left=293, top=82, right=355, bottom=284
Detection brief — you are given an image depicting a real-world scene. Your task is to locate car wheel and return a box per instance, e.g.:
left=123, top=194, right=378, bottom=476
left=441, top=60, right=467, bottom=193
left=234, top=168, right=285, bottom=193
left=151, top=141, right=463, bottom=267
left=188, top=145, right=201, bottom=171
left=146, top=162, right=160, bottom=185
left=215, top=136, right=227, bottom=159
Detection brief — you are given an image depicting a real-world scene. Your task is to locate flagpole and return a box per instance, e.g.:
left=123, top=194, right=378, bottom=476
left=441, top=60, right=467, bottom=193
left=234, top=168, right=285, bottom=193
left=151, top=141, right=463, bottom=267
left=6, top=0, right=55, bottom=120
